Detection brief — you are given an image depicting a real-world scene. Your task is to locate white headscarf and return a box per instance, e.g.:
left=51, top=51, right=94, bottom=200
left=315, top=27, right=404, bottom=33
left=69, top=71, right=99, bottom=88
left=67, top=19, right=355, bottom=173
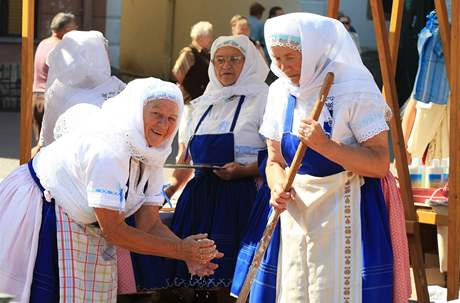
left=193, top=35, right=269, bottom=107
left=61, top=78, right=183, bottom=167
left=264, top=13, right=382, bottom=99
left=46, top=30, right=111, bottom=89
left=40, top=30, right=125, bottom=147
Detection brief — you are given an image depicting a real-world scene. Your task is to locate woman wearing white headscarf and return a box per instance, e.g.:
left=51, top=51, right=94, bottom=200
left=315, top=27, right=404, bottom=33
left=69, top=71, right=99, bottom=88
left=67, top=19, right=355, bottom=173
left=259, top=13, right=394, bottom=302
left=33, top=30, right=125, bottom=154
left=0, top=78, right=221, bottom=303
left=157, top=35, right=268, bottom=299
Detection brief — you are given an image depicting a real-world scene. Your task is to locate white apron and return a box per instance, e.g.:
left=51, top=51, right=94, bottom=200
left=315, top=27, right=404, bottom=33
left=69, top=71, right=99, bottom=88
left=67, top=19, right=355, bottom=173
left=276, top=171, right=363, bottom=303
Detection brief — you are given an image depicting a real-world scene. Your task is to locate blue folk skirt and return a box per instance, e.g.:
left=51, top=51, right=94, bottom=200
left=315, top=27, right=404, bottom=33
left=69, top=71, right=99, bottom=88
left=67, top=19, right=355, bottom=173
left=29, top=200, right=59, bottom=303
left=229, top=178, right=393, bottom=303
left=132, top=171, right=257, bottom=290
left=230, top=183, right=279, bottom=303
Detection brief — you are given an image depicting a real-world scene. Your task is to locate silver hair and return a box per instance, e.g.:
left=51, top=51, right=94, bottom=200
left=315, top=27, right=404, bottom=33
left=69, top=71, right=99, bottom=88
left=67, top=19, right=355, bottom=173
left=190, top=21, right=213, bottom=40
left=50, top=12, right=76, bottom=33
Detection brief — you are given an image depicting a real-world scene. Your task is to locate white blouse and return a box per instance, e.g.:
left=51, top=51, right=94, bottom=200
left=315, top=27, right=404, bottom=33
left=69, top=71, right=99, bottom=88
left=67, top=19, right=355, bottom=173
left=40, top=76, right=125, bottom=147
left=33, top=134, right=165, bottom=224
left=183, top=92, right=268, bottom=164
left=260, top=79, right=391, bottom=145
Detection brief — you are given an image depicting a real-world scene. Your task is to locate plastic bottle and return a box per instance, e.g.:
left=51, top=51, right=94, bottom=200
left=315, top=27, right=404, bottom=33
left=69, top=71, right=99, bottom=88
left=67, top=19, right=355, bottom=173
left=409, top=158, right=424, bottom=188
left=425, top=159, right=444, bottom=188
left=441, top=158, right=449, bottom=185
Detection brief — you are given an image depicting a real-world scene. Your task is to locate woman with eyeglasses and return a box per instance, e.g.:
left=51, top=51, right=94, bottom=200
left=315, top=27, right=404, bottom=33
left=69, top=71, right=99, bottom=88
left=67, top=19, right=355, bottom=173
left=155, top=35, right=269, bottom=301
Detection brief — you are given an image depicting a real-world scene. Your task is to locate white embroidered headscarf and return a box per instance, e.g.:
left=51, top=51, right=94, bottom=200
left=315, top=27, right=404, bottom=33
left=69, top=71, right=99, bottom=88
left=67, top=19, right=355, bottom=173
left=264, top=13, right=384, bottom=100
left=100, top=78, right=183, bottom=167
left=40, top=30, right=124, bottom=147
left=62, top=78, right=183, bottom=167
left=193, top=35, right=269, bottom=107
left=46, top=30, right=111, bottom=89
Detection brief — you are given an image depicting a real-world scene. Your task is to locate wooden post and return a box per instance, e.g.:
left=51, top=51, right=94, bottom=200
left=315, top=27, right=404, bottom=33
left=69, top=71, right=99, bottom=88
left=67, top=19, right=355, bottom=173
left=387, top=0, right=404, bottom=75
left=447, top=0, right=460, bottom=300
left=382, top=0, right=404, bottom=103
left=435, top=0, right=451, bottom=85
left=327, top=0, right=340, bottom=19
left=369, top=0, right=430, bottom=302
left=83, top=0, right=93, bottom=30
left=19, top=0, right=35, bottom=164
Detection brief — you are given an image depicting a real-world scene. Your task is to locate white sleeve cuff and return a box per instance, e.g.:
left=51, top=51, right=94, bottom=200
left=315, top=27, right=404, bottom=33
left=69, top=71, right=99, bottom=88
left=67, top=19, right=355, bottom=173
left=87, top=189, right=125, bottom=211
left=143, top=192, right=164, bottom=206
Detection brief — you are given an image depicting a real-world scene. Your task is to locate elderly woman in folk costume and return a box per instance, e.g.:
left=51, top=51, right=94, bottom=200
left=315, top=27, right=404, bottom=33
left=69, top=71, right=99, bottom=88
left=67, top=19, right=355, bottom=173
left=0, top=78, right=222, bottom=303
left=149, top=35, right=268, bottom=301
left=254, top=13, right=394, bottom=302
left=29, top=30, right=138, bottom=295
left=33, top=30, right=125, bottom=155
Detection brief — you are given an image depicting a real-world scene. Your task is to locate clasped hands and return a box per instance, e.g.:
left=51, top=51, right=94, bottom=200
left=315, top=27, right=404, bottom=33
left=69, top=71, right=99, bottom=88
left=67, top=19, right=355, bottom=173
left=181, top=233, right=224, bottom=277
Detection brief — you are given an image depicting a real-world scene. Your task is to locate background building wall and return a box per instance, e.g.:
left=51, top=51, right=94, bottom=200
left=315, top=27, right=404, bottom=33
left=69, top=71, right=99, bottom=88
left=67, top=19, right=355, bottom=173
left=0, top=0, right=108, bottom=111
left=37, top=0, right=107, bottom=40
left=120, top=0, right=172, bottom=79
left=120, top=0, right=301, bottom=80
left=105, top=0, right=122, bottom=69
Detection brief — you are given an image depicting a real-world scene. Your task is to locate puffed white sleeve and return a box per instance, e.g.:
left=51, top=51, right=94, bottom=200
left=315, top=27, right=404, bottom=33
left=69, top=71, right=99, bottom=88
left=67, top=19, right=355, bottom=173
left=256, top=89, right=269, bottom=144
left=178, top=104, right=194, bottom=144
left=348, top=93, right=392, bottom=143
left=143, top=168, right=166, bottom=206
left=259, top=81, right=284, bottom=141
left=180, top=103, right=204, bottom=148
left=255, top=89, right=269, bottom=127
left=83, top=143, right=130, bottom=211
left=40, top=81, right=80, bottom=146
left=39, top=84, right=61, bottom=147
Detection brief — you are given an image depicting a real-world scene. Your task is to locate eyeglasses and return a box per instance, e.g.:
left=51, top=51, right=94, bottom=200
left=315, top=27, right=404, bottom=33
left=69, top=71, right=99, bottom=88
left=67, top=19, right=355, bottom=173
left=213, top=55, right=244, bottom=66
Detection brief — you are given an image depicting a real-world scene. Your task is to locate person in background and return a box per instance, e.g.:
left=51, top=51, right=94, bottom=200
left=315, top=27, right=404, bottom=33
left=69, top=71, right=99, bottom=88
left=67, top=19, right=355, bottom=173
left=172, top=21, right=213, bottom=165
left=338, top=14, right=362, bottom=54
left=230, top=15, right=267, bottom=63
left=31, top=12, right=77, bottom=154
left=248, top=2, right=265, bottom=46
left=268, top=6, right=284, bottom=18
left=38, top=30, right=125, bottom=149
left=230, top=15, right=251, bottom=37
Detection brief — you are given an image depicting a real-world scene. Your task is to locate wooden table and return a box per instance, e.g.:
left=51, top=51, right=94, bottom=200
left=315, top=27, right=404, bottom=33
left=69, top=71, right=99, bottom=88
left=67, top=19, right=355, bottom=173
left=415, top=204, right=448, bottom=226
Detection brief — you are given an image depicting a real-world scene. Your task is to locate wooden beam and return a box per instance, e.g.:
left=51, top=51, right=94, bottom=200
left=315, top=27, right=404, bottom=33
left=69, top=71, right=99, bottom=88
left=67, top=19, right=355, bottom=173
left=83, top=0, right=93, bottom=30
left=387, top=0, right=404, bottom=76
left=435, top=0, right=451, bottom=86
left=447, top=0, right=460, bottom=299
left=327, top=0, right=340, bottom=19
left=369, top=0, right=429, bottom=302
left=19, top=0, right=35, bottom=164
left=382, top=0, right=404, bottom=103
